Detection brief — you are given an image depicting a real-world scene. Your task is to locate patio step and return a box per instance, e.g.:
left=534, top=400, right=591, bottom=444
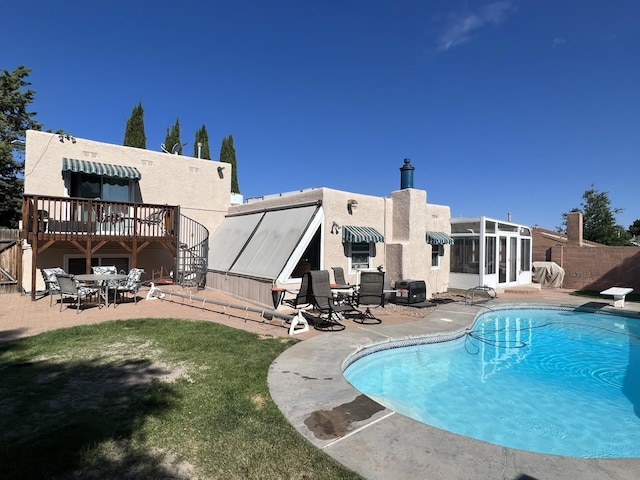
left=502, top=285, right=542, bottom=295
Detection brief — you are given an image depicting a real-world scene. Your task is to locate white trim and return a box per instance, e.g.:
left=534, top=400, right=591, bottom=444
left=347, top=241, right=373, bottom=273
left=277, top=207, right=324, bottom=284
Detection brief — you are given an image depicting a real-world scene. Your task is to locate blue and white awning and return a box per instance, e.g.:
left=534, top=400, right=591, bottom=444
left=62, top=158, right=141, bottom=180
left=342, top=226, right=385, bottom=243
left=426, top=231, right=454, bottom=245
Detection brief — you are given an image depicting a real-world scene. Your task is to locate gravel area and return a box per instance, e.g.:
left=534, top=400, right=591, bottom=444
left=383, top=292, right=466, bottom=318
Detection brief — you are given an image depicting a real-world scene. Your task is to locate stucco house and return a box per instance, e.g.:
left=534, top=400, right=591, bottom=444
left=21, top=130, right=232, bottom=297
left=21, top=130, right=536, bottom=309
left=208, top=183, right=454, bottom=306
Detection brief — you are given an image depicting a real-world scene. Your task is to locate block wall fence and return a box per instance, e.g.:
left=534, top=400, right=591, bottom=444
left=533, top=245, right=640, bottom=292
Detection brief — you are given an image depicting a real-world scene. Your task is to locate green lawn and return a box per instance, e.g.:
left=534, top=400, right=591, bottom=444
left=0, top=319, right=362, bottom=479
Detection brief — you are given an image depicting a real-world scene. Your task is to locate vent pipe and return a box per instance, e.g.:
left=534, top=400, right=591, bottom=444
left=399, top=158, right=415, bottom=189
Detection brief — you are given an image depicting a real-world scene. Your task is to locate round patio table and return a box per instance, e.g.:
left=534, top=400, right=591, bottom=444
left=75, top=273, right=128, bottom=307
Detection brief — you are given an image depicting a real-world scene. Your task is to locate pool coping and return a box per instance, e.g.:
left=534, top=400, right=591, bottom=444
left=268, top=300, right=640, bottom=480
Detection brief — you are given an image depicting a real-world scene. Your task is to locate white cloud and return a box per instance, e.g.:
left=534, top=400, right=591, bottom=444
left=435, top=1, right=516, bottom=52
left=552, top=37, right=566, bottom=48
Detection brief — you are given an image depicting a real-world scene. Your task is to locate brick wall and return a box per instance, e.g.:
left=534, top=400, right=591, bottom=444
left=538, top=245, right=640, bottom=291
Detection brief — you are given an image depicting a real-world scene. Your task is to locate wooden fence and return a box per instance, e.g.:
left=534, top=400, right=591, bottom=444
left=0, top=229, right=21, bottom=294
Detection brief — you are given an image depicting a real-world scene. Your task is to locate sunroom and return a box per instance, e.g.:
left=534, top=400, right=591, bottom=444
left=449, top=216, right=532, bottom=291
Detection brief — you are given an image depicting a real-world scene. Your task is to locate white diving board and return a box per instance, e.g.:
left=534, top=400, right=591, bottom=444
left=600, top=287, right=633, bottom=308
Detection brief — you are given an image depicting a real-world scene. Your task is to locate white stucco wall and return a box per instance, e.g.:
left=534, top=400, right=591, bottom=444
left=228, top=186, right=452, bottom=297
left=22, top=130, right=232, bottom=292
left=385, top=188, right=452, bottom=296
left=24, top=130, right=231, bottom=235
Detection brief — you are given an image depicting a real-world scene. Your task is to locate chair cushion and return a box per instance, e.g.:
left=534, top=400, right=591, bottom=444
left=92, top=265, right=119, bottom=288
left=42, top=268, right=66, bottom=290
left=92, top=265, right=118, bottom=275
left=118, top=268, right=144, bottom=291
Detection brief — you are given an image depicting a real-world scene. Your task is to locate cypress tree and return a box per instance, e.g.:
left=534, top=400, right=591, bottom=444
left=123, top=102, right=146, bottom=148
left=193, top=125, right=211, bottom=159
left=164, top=118, right=182, bottom=154
left=219, top=134, right=240, bottom=193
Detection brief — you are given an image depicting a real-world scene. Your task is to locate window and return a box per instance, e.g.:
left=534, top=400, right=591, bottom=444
left=66, top=255, right=130, bottom=275
left=451, top=237, right=480, bottom=274
left=485, top=236, right=496, bottom=274
left=349, top=242, right=372, bottom=271
left=431, top=244, right=443, bottom=268
left=451, top=222, right=480, bottom=234
left=71, top=173, right=132, bottom=201
left=520, top=238, right=531, bottom=271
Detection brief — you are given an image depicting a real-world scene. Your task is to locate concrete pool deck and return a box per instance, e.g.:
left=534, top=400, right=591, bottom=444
left=268, top=294, right=640, bottom=480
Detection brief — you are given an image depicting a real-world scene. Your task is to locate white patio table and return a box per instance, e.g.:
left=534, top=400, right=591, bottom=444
left=75, top=273, right=128, bottom=308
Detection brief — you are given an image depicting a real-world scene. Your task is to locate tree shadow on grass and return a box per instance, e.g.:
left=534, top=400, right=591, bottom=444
left=0, top=348, right=187, bottom=480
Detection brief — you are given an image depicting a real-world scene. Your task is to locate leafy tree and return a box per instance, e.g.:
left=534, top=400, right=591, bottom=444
left=562, top=185, right=630, bottom=246
left=193, top=124, right=211, bottom=159
left=219, top=135, right=240, bottom=193
left=163, top=118, right=183, bottom=154
left=123, top=102, right=146, bottom=149
left=629, top=219, right=640, bottom=238
left=0, top=66, right=42, bottom=228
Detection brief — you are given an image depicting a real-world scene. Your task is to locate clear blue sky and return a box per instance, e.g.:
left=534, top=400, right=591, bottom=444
left=6, top=0, right=639, bottom=231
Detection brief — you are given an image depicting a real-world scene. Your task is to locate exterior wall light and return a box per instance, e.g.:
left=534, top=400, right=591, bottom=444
left=347, top=199, right=358, bottom=214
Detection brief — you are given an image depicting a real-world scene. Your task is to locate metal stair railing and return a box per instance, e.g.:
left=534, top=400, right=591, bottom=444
left=176, top=214, right=209, bottom=288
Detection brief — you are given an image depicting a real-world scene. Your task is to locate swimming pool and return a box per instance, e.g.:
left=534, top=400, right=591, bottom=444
left=343, top=306, right=640, bottom=458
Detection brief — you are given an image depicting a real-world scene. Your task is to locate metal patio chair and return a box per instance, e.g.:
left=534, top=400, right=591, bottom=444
left=57, top=274, right=99, bottom=313
left=282, top=271, right=314, bottom=309
left=41, top=267, right=67, bottom=306
left=308, top=270, right=362, bottom=330
left=115, top=268, right=145, bottom=304
left=352, top=271, right=385, bottom=324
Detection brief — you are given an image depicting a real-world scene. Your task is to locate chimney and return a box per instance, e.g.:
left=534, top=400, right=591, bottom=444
left=399, top=158, right=415, bottom=189
left=566, top=211, right=583, bottom=246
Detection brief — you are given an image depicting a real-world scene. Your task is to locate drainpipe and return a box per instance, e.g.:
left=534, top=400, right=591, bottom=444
left=383, top=197, right=387, bottom=272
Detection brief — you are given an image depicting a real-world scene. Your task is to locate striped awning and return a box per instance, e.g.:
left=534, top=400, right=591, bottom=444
left=342, top=225, right=385, bottom=243
left=62, top=158, right=141, bottom=180
left=426, top=231, right=454, bottom=245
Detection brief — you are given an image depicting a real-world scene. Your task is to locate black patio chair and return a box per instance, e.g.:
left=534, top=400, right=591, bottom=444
left=282, top=271, right=313, bottom=309
left=353, top=271, right=385, bottom=324
left=331, top=266, right=350, bottom=287
left=308, top=270, right=362, bottom=330
left=331, top=266, right=355, bottom=303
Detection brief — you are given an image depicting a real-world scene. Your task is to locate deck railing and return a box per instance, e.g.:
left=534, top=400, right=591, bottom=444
left=22, top=195, right=179, bottom=240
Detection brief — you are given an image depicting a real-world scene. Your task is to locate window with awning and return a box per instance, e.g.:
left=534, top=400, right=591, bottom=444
left=63, top=158, right=140, bottom=201
left=426, top=231, right=455, bottom=245
left=342, top=225, right=385, bottom=243
left=62, top=158, right=141, bottom=180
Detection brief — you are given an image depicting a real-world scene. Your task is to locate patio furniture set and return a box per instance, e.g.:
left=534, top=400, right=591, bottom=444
left=41, top=266, right=145, bottom=313
left=274, top=266, right=386, bottom=331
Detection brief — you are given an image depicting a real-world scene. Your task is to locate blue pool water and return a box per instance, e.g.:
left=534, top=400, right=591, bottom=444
left=343, top=308, right=640, bottom=458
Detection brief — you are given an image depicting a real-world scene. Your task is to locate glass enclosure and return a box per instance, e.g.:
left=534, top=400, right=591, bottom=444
left=450, top=216, right=532, bottom=290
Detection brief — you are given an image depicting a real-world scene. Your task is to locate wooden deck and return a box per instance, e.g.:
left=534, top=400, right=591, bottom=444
left=22, top=195, right=180, bottom=299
